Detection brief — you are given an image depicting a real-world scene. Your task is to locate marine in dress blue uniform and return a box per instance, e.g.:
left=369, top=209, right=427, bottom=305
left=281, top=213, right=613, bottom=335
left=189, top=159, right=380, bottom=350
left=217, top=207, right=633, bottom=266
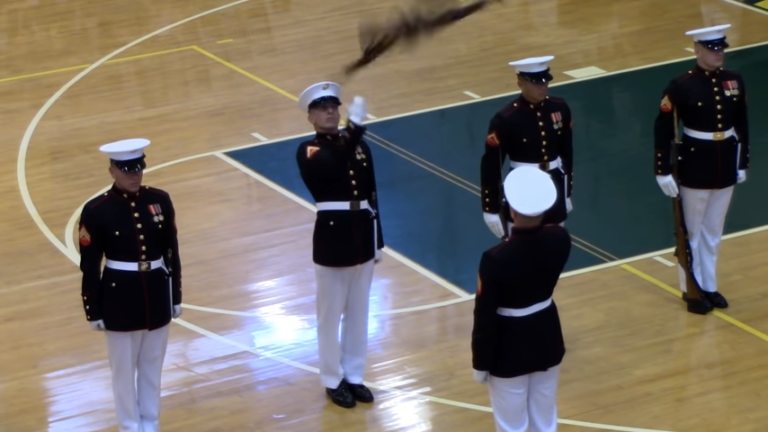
left=653, top=24, right=748, bottom=313
left=481, top=56, right=574, bottom=238
left=78, top=139, right=182, bottom=432
left=472, top=166, right=572, bottom=432
left=295, top=82, right=384, bottom=408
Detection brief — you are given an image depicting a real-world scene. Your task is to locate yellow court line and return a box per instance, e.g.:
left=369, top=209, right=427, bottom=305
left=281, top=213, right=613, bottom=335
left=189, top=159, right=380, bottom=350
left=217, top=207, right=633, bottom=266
left=0, top=46, right=195, bottom=84
left=216, top=39, right=234, bottom=44
left=190, top=43, right=768, bottom=345
left=621, top=264, right=768, bottom=343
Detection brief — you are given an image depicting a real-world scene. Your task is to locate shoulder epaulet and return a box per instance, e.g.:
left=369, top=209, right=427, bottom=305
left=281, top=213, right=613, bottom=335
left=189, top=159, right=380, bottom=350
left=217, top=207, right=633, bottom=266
left=547, top=96, right=567, bottom=105
left=142, top=186, right=169, bottom=197
left=499, top=100, right=521, bottom=118
left=84, top=192, right=111, bottom=211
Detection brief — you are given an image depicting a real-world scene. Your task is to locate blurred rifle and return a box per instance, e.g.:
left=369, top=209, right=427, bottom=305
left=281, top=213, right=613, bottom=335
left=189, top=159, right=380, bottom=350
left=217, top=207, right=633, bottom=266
left=670, top=108, right=708, bottom=312
left=343, top=0, right=502, bottom=77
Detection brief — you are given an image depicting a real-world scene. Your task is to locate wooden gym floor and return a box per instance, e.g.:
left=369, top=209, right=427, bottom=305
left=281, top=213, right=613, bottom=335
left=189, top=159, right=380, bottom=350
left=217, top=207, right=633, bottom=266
left=2, top=0, right=768, bottom=431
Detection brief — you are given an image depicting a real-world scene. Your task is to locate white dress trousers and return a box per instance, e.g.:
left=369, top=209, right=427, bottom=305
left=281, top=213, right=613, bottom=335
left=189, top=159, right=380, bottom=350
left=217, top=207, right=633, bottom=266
left=676, top=185, right=734, bottom=293
left=488, top=365, right=561, bottom=432
left=315, top=259, right=375, bottom=389
left=105, top=324, right=170, bottom=432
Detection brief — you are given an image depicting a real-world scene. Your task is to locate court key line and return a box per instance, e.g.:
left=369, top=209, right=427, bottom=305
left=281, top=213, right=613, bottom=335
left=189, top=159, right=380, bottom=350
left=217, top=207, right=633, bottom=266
left=191, top=44, right=616, bottom=263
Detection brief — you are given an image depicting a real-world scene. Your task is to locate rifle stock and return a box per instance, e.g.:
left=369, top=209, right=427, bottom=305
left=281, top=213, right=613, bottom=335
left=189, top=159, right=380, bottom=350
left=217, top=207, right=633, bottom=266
left=670, top=108, right=703, bottom=300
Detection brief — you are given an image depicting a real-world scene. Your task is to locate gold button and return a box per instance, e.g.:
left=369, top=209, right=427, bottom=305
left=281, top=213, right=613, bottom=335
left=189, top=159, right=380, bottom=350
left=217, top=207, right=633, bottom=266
left=657, top=170, right=662, bottom=174
left=513, top=103, right=517, bottom=107
left=541, top=132, right=545, bottom=136
left=351, top=180, right=356, bottom=185
left=142, top=246, right=146, bottom=251
left=134, top=213, right=139, bottom=217
left=141, top=255, right=146, bottom=260
left=657, top=153, right=661, bottom=157
left=112, top=283, right=116, bottom=287
left=716, top=96, right=720, bottom=100
left=123, top=194, right=128, bottom=198
left=542, top=149, right=546, bottom=153
left=159, top=225, right=162, bottom=228
left=539, top=122, right=543, bottom=126
left=717, top=105, right=721, bottom=109
left=543, top=141, right=547, bottom=145
left=658, top=161, right=661, bottom=165
left=137, top=224, right=142, bottom=228
left=543, top=156, right=548, bottom=161
left=353, top=191, right=358, bottom=196
left=140, top=235, right=144, bottom=240
left=715, top=87, right=719, bottom=91
left=523, top=139, right=527, bottom=142
left=131, top=202, right=136, bottom=207
left=485, top=198, right=489, bottom=202
left=718, top=124, right=722, bottom=128
left=718, top=115, right=722, bottom=119
left=83, top=296, right=87, bottom=300
left=537, top=112, right=541, bottom=117
left=86, top=306, right=89, bottom=309
left=115, top=231, right=119, bottom=235
left=529, top=104, right=534, bottom=109
left=698, top=102, right=702, bottom=106
left=711, top=78, right=716, bottom=82
left=349, top=170, right=354, bottom=175
left=87, top=315, right=90, bottom=319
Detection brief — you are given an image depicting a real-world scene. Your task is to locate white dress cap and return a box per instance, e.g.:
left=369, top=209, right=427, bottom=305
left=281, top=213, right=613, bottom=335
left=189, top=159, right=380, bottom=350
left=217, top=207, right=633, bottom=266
left=298, top=82, right=342, bottom=111
left=503, top=166, right=557, bottom=217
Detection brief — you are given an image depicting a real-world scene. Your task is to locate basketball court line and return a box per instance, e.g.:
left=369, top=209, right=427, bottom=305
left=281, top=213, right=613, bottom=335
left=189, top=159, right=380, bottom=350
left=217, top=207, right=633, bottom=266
left=173, top=318, right=676, bottom=432
left=722, top=0, right=768, bottom=16
left=8, top=3, right=764, bottom=428
left=188, top=45, right=768, bottom=344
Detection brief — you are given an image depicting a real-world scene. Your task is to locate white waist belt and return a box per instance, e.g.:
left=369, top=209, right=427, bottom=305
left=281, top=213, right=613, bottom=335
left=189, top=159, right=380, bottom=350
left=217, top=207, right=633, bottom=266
left=497, top=297, right=553, bottom=317
left=316, top=200, right=371, bottom=211
left=683, top=127, right=734, bottom=141
left=510, top=157, right=562, bottom=171
left=106, top=258, right=165, bottom=272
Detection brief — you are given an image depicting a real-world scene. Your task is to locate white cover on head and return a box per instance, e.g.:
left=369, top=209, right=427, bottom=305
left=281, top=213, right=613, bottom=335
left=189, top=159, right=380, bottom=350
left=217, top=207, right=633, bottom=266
left=508, top=56, right=555, bottom=73
left=298, top=81, right=341, bottom=111
left=99, top=138, right=150, bottom=161
left=503, top=166, right=557, bottom=217
left=685, top=24, right=731, bottom=42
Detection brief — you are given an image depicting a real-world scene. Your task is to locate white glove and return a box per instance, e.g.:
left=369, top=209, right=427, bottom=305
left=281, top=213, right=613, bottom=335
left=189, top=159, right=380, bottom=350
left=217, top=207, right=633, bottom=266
left=173, top=304, right=182, bottom=319
left=737, top=170, right=746, bottom=183
left=374, top=249, right=383, bottom=264
left=348, top=96, right=367, bottom=125
left=473, top=370, right=489, bottom=384
left=566, top=197, right=573, bottom=213
left=483, top=212, right=504, bottom=238
left=656, top=175, right=679, bottom=198
left=89, top=319, right=105, bottom=331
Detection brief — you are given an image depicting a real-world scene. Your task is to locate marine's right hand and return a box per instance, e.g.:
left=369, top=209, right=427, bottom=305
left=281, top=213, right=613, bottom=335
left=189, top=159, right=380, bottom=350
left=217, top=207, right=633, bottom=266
left=656, top=175, right=679, bottom=198
left=89, top=319, right=105, bottom=331
left=483, top=212, right=504, bottom=238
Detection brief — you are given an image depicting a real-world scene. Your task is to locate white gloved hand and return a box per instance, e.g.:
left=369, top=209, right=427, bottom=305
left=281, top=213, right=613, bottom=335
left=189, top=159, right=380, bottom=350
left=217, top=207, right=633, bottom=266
left=656, top=175, right=679, bottom=198
left=566, top=197, right=573, bottom=213
left=173, top=305, right=182, bottom=319
left=348, top=96, right=367, bottom=125
left=374, top=249, right=383, bottom=264
left=89, top=319, right=105, bottom=331
left=737, top=170, right=746, bottom=183
left=483, top=212, right=504, bottom=238
left=473, top=370, right=489, bottom=384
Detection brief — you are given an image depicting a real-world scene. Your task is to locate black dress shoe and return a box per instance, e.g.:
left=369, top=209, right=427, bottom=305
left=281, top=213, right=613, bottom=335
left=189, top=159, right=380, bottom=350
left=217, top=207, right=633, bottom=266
left=683, top=292, right=713, bottom=315
left=703, top=291, right=728, bottom=309
left=326, top=381, right=356, bottom=408
left=345, top=381, right=374, bottom=403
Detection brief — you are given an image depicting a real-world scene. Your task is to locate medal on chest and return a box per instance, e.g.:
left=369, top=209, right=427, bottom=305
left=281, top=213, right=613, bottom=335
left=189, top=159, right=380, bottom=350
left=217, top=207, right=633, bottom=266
left=550, top=112, right=563, bottom=129
left=148, top=203, right=164, bottom=222
left=355, top=145, right=366, bottom=161
left=723, top=80, right=739, bottom=96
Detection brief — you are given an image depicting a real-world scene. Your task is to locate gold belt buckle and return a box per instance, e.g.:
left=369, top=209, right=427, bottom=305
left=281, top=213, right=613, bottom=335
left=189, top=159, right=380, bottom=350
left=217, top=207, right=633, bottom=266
left=350, top=201, right=360, bottom=211
left=712, top=131, right=725, bottom=141
left=138, top=261, right=151, bottom=272
left=539, top=162, right=550, bottom=171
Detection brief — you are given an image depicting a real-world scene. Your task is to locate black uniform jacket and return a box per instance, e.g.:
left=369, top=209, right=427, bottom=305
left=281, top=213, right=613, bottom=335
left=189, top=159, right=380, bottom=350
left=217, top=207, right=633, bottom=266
left=481, top=95, right=574, bottom=225
left=471, top=224, right=572, bottom=378
left=78, top=184, right=182, bottom=332
left=654, top=65, right=749, bottom=189
left=296, top=122, right=384, bottom=267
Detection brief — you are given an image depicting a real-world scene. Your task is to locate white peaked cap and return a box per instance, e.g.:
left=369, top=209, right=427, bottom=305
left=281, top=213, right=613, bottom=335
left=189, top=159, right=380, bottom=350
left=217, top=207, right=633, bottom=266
left=685, top=24, right=731, bottom=42
left=298, top=81, right=342, bottom=111
left=99, top=138, right=150, bottom=161
left=503, top=166, right=557, bottom=217
left=508, top=56, right=555, bottom=73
